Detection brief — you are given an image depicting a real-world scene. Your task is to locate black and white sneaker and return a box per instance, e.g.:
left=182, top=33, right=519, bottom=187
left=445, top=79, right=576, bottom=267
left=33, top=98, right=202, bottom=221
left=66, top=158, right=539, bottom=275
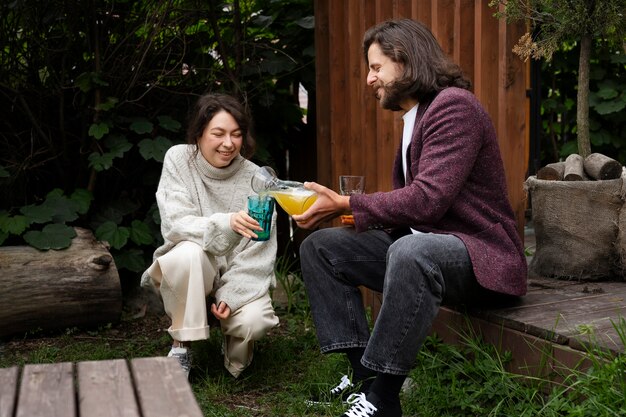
left=306, top=374, right=357, bottom=406
left=341, top=392, right=402, bottom=417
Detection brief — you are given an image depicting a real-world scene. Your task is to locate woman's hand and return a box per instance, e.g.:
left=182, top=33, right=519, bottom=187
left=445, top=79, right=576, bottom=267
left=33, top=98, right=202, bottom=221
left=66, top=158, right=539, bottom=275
left=211, top=301, right=231, bottom=320
left=292, top=182, right=351, bottom=229
left=230, top=210, right=263, bottom=239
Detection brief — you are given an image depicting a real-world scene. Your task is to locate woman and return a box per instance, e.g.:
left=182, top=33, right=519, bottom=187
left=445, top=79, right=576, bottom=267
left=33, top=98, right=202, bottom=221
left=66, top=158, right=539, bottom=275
left=141, top=93, right=279, bottom=378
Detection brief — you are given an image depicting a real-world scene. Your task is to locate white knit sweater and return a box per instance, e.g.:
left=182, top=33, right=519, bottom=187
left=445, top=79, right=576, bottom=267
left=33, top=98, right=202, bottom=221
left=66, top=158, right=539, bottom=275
left=141, top=144, right=277, bottom=313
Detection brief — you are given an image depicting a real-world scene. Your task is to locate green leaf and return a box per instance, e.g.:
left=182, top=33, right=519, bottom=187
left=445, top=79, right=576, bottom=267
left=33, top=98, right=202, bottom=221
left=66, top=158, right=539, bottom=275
left=593, top=100, right=626, bottom=115
left=70, top=189, right=93, bottom=215
left=130, top=118, right=154, bottom=134
left=138, top=136, right=172, bottom=162
left=75, top=72, right=109, bottom=92
left=95, top=96, right=119, bottom=111
left=0, top=213, right=29, bottom=235
left=20, top=204, right=54, bottom=224
left=88, top=122, right=110, bottom=139
left=295, top=16, right=315, bottom=29
left=0, top=165, right=8, bottom=178
left=23, top=223, right=77, bottom=250
left=157, top=115, right=181, bottom=132
left=92, top=73, right=109, bottom=87
left=253, top=15, right=274, bottom=28
left=129, top=220, right=154, bottom=245
left=91, top=199, right=140, bottom=227
left=95, top=221, right=129, bottom=250
left=113, top=248, right=147, bottom=272
left=75, top=72, right=93, bottom=92
left=595, top=87, right=618, bottom=100
left=590, top=130, right=613, bottom=146
left=104, top=134, right=133, bottom=157
left=88, top=152, right=115, bottom=171
left=43, top=192, right=80, bottom=223
left=0, top=230, right=7, bottom=245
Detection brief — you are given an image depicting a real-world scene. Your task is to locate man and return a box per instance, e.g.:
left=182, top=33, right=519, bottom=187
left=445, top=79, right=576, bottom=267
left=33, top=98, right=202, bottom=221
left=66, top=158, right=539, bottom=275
left=292, top=18, right=527, bottom=417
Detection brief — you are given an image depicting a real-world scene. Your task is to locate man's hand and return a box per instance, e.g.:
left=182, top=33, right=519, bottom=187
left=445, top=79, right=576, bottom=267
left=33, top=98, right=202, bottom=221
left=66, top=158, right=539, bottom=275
left=211, top=301, right=231, bottom=320
left=292, top=182, right=351, bottom=229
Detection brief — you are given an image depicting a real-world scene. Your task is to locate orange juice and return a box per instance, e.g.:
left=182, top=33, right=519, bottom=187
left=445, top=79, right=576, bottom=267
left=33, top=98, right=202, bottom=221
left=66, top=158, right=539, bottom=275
left=270, top=189, right=317, bottom=216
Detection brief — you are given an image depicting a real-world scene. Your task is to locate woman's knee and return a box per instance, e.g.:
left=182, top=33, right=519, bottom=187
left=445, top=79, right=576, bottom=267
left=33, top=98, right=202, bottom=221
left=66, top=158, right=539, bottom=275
left=158, top=241, right=213, bottom=292
left=224, top=302, right=277, bottom=340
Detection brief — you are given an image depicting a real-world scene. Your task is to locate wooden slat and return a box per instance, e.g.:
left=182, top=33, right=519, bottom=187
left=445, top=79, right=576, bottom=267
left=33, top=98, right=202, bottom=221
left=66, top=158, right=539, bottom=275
left=432, top=0, right=455, bottom=55
left=0, top=367, right=18, bottom=417
left=454, top=0, right=475, bottom=82
left=77, top=359, right=140, bottom=417
left=131, top=357, right=203, bottom=417
left=313, top=0, right=331, bottom=193
left=16, top=362, right=75, bottom=417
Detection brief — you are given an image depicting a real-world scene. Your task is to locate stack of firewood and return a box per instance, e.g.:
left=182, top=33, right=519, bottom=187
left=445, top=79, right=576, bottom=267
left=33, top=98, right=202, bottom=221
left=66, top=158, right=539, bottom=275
left=537, top=153, right=624, bottom=181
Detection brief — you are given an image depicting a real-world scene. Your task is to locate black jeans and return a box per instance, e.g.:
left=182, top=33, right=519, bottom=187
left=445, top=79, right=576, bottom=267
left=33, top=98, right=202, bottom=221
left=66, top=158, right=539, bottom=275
left=300, top=227, right=489, bottom=375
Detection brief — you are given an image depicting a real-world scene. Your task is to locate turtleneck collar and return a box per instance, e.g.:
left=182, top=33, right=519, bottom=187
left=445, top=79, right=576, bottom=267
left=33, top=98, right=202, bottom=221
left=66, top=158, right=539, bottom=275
left=194, top=149, right=245, bottom=180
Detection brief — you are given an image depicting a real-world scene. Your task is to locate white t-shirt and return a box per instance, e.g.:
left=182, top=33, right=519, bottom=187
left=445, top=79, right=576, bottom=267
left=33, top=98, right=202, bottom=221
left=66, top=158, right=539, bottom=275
left=401, top=104, right=420, bottom=234
left=401, top=104, right=418, bottom=176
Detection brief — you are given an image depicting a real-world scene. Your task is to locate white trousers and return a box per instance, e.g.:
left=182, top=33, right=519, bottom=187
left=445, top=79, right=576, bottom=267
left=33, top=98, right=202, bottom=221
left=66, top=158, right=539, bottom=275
left=146, top=241, right=279, bottom=377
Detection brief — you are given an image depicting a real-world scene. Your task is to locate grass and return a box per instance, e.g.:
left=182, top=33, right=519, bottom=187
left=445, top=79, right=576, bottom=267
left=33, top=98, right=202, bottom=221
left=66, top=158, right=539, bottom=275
left=1, top=264, right=625, bottom=416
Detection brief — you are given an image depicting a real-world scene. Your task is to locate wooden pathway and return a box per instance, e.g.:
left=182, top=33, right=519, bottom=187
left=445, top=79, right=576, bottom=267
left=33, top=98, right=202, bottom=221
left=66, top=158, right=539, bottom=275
left=0, top=357, right=203, bottom=417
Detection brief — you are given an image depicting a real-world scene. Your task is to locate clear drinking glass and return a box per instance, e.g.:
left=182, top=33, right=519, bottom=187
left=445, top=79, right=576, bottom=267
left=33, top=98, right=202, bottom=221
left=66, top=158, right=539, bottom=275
left=339, top=175, right=365, bottom=225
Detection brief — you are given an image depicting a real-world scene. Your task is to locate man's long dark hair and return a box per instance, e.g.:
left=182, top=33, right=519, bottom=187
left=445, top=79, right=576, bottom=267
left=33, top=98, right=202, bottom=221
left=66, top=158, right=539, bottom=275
left=363, top=19, right=471, bottom=105
left=186, top=93, right=256, bottom=159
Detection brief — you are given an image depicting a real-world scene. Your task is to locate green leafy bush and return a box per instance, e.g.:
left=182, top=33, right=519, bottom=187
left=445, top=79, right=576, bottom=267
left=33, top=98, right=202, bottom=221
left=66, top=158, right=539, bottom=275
left=0, top=0, right=314, bottom=286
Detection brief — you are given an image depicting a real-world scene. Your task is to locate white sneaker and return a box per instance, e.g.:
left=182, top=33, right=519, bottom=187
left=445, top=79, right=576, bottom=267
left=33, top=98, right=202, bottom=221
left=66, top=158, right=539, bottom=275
left=343, top=393, right=378, bottom=417
left=167, top=346, right=192, bottom=378
left=341, top=392, right=402, bottom=417
left=306, top=374, right=356, bottom=406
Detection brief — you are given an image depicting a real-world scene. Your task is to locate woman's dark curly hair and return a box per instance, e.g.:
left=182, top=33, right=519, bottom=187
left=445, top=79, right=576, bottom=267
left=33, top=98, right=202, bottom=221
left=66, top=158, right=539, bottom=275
left=186, top=93, right=256, bottom=159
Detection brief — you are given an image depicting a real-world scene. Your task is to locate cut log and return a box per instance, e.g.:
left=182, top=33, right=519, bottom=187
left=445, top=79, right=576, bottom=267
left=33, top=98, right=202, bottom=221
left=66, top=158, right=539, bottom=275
left=564, top=154, right=585, bottom=181
left=584, top=153, right=623, bottom=180
left=537, top=162, right=565, bottom=181
left=0, top=227, right=122, bottom=338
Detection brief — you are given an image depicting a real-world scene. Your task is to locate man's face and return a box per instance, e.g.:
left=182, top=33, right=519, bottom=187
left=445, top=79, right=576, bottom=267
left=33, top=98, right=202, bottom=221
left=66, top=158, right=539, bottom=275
left=366, top=43, right=404, bottom=110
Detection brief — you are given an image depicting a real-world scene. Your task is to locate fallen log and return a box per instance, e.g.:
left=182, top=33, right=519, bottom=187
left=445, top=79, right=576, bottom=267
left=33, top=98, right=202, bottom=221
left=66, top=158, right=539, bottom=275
left=0, top=227, right=122, bottom=338
left=584, top=153, right=623, bottom=180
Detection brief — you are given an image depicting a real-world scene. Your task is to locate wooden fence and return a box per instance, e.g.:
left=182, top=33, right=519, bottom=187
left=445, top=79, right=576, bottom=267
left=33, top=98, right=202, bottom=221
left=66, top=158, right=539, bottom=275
left=313, top=0, right=529, bottom=234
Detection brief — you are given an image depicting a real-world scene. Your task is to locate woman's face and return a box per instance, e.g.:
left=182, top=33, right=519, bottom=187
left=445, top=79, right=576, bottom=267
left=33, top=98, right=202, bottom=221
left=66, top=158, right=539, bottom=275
left=198, top=110, right=243, bottom=168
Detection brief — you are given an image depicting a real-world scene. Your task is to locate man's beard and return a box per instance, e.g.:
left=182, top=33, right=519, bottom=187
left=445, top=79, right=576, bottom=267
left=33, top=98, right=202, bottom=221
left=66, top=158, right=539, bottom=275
left=377, top=82, right=405, bottom=111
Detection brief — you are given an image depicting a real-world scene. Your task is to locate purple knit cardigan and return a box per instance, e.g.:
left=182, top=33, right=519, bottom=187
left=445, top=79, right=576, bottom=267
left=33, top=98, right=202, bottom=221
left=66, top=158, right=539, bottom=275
left=350, top=87, right=527, bottom=296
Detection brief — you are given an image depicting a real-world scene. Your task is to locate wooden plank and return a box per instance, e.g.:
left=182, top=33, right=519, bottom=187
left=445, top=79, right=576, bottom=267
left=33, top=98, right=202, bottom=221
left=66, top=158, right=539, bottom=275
left=432, top=0, right=455, bottom=55
left=431, top=307, right=592, bottom=380
left=454, top=0, right=475, bottom=84
left=498, top=10, right=529, bottom=235
left=131, top=357, right=203, bottom=417
left=77, top=359, right=140, bottom=417
left=16, top=363, right=75, bottom=417
left=314, top=0, right=331, bottom=195
left=0, top=367, right=18, bottom=417
left=361, top=2, right=379, bottom=196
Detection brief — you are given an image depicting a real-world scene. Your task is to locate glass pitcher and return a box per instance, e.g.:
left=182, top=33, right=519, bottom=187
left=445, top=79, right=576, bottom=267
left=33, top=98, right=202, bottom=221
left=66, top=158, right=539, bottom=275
left=250, top=166, right=317, bottom=216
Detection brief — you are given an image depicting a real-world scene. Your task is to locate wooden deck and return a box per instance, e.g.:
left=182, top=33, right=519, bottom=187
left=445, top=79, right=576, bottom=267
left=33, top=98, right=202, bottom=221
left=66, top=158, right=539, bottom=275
left=431, top=227, right=626, bottom=378
left=0, top=357, right=203, bottom=417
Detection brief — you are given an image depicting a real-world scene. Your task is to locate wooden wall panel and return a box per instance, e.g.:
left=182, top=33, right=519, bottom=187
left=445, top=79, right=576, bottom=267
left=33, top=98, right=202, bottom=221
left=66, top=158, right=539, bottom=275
left=314, top=0, right=529, bottom=235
